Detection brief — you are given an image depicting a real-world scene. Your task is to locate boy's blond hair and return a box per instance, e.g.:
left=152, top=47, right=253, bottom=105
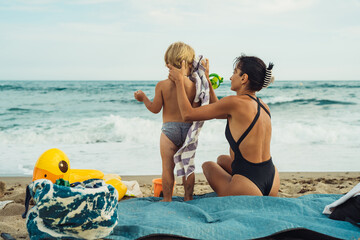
left=164, top=42, right=195, bottom=69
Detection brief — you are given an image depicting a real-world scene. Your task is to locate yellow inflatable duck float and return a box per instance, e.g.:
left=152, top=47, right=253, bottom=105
left=32, top=148, right=127, bottom=201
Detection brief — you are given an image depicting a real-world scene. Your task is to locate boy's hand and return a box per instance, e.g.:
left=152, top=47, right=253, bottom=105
left=168, top=60, right=186, bottom=83
left=134, top=90, right=146, bottom=102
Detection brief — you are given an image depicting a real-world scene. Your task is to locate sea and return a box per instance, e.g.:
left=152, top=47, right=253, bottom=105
left=1, top=80, right=359, bottom=177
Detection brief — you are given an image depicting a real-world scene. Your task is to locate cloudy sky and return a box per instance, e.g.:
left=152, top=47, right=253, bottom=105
left=0, top=0, right=359, bottom=81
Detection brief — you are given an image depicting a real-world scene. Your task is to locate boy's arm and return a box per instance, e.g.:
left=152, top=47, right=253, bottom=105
left=134, top=82, right=163, bottom=114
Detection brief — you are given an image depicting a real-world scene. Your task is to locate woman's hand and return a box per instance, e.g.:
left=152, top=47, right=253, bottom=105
left=168, top=60, right=186, bottom=84
left=201, top=58, right=218, bottom=103
left=134, top=90, right=146, bottom=102
left=201, top=58, right=210, bottom=80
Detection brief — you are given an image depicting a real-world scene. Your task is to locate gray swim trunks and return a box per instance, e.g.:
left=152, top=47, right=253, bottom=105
left=161, top=122, right=192, bottom=148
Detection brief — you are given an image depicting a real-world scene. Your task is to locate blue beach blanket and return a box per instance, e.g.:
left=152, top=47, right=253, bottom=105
left=107, top=194, right=360, bottom=240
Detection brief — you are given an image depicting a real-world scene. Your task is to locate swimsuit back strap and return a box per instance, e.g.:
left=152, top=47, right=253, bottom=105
left=246, top=94, right=257, bottom=101
left=257, top=99, right=271, bottom=118
left=236, top=100, right=260, bottom=145
left=236, top=94, right=272, bottom=145
left=246, top=94, right=271, bottom=118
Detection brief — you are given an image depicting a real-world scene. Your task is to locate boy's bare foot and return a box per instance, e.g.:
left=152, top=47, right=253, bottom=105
left=160, top=197, right=172, bottom=202
left=184, top=195, right=193, bottom=201
left=183, top=174, right=195, bottom=202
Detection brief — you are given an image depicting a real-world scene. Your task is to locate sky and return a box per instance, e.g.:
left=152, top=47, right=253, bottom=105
left=0, top=0, right=359, bottom=81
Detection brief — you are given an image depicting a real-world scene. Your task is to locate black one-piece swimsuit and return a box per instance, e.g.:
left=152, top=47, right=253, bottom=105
left=225, top=94, right=275, bottom=196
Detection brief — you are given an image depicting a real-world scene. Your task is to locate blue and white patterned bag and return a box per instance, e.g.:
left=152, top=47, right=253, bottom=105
left=24, top=179, right=118, bottom=240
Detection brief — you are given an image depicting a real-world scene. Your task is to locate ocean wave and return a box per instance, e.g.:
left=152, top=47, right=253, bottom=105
left=99, top=99, right=140, bottom=104
left=0, top=115, right=226, bottom=146
left=80, top=98, right=141, bottom=104
left=272, top=82, right=360, bottom=89
left=313, top=83, right=360, bottom=89
left=0, top=84, right=24, bottom=91
left=0, top=82, right=112, bottom=93
left=315, top=99, right=356, bottom=105
left=47, top=87, right=67, bottom=91
left=268, top=98, right=356, bottom=107
left=0, top=123, right=19, bottom=131
left=1, top=112, right=358, bottom=149
left=0, top=84, right=70, bottom=92
left=6, top=108, right=52, bottom=114
left=0, top=115, right=162, bottom=145
left=0, top=81, right=162, bottom=95
left=7, top=107, right=32, bottom=112
left=127, top=82, right=157, bottom=87
left=272, top=120, right=360, bottom=146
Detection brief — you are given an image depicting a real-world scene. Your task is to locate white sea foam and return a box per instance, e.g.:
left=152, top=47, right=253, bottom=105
left=272, top=121, right=360, bottom=146
left=0, top=115, right=162, bottom=145
left=1, top=114, right=359, bottom=176
left=0, top=117, right=228, bottom=176
left=2, top=113, right=358, bottom=148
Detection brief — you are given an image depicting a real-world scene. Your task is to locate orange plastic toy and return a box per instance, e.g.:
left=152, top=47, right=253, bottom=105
left=152, top=178, right=175, bottom=197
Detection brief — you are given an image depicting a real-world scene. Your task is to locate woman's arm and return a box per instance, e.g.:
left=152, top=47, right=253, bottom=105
left=168, top=62, right=231, bottom=121
left=134, top=82, right=163, bottom=114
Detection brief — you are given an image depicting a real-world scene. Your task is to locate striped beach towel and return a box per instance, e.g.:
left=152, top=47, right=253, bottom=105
left=174, top=55, right=210, bottom=179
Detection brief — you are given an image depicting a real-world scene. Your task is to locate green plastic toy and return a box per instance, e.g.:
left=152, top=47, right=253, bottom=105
left=209, top=73, right=223, bottom=89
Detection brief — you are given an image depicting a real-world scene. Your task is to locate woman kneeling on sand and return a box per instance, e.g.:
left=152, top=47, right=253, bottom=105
left=168, top=55, right=280, bottom=197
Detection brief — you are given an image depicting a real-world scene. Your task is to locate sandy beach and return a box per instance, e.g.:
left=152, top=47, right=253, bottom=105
left=1, top=172, right=359, bottom=239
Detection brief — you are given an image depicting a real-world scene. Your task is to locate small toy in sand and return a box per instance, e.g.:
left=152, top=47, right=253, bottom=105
left=152, top=178, right=175, bottom=197
left=32, top=148, right=127, bottom=200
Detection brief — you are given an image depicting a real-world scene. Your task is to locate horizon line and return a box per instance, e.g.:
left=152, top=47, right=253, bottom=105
left=1, top=79, right=360, bottom=82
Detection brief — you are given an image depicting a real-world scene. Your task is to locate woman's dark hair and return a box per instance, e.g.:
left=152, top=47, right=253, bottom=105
left=234, top=54, right=273, bottom=91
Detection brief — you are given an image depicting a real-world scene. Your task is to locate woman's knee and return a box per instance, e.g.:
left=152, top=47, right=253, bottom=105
left=202, top=161, right=210, bottom=171
left=202, top=161, right=215, bottom=172
left=217, top=155, right=226, bottom=163
left=217, top=155, right=232, bottom=174
left=217, top=155, right=232, bottom=164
